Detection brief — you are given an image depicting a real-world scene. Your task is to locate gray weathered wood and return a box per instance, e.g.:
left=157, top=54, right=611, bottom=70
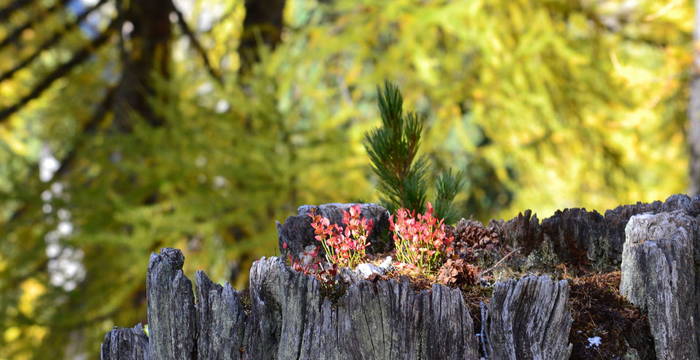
left=244, top=256, right=479, bottom=359
left=102, top=248, right=585, bottom=360
left=100, top=324, right=149, bottom=360
left=146, top=248, right=196, bottom=360
left=620, top=211, right=700, bottom=360
left=103, top=250, right=481, bottom=360
left=481, top=275, right=572, bottom=360
left=195, top=271, right=247, bottom=360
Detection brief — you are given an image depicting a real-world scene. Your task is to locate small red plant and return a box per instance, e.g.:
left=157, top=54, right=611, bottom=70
left=390, top=202, right=454, bottom=272
left=309, top=205, right=373, bottom=268
left=286, top=246, right=340, bottom=289
left=288, top=254, right=339, bottom=283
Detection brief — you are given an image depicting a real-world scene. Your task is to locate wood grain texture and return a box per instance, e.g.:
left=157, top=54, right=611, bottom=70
left=481, top=276, right=572, bottom=360
left=620, top=211, right=700, bottom=360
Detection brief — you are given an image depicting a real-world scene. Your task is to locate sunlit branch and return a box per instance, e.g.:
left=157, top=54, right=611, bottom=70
left=0, top=15, right=119, bottom=123
left=171, top=3, right=224, bottom=85
left=0, top=0, right=109, bottom=83
left=0, top=0, right=71, bottom=51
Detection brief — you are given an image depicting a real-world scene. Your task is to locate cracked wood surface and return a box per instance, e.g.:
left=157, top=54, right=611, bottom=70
left=102, top=249, right=575, bottom=359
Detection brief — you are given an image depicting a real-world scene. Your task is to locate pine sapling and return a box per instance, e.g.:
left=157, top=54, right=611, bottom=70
left=364, top=81, right=463, bottom=222
left=364, top=81, right=428, bottom=214
left=434, top=169, right=465, bottom=224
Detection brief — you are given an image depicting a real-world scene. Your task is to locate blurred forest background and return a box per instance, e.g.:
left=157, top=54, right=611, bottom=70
left=0, top=0, right=695, bottom=358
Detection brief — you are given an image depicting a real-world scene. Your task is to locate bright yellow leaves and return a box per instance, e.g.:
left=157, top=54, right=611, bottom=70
left=19, top=278, right=45, bottom=316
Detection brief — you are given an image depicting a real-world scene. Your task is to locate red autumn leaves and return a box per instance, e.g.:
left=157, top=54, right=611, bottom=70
left=310, top=205, right=373, bottom=268
left=390, top=202, right=454, bottom=272
left=309, top=203, right=454, bottom=273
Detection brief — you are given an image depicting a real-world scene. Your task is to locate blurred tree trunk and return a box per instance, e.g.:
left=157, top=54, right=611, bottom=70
left=239, top=0, right=287, bottom=72
left=113, top=0, right=173, bottom=130
left=690, top=0, right=700, bottom=195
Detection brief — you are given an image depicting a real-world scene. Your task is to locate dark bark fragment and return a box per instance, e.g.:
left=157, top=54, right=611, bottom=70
left=489, top=194, right=700, bottom=271
left=100, top=324, right=149, bottom=360
left=276, top=214, right=314, bottom=261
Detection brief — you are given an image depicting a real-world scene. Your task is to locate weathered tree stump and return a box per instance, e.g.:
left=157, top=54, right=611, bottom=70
left=490, top=194, right=700, bottom=271
left=620, top=211, right=700, bottom=360
left=102, top=195, right=700, bottom=359
left=101, top=248, right=578, bottom=359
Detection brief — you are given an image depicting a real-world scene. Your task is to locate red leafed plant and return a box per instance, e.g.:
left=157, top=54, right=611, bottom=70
left=309, top=205, right=373, bottom=268
left=286, top=245, right=341, bottom=291
left=390, top=202, right=454, bottom=272
left=289, top=254, right=339, bottom=285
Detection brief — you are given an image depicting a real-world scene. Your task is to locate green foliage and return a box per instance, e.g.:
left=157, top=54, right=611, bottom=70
left=364, top=81, right=463, bottom=221
left=434, top=169, right=465, bottom=225
left=364, top=81, right=428, bottom=214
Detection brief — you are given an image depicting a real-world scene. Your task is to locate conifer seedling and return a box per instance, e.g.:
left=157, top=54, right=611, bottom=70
left=364, top=81, right=463, bottom=223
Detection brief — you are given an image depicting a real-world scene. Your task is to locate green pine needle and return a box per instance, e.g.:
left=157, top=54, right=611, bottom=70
left=364, top=81, right=463, bottom=222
